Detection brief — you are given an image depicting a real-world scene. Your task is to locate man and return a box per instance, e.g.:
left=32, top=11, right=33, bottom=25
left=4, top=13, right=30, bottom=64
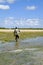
left=14, top=27, right=20, bottom=42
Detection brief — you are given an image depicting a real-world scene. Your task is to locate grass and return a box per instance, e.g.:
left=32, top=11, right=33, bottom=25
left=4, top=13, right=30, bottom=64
left=0, top=32, right=14, bottom=42
left=20, top=32, right=43, bottom=39
left=0, top=31, right=43, bottom=42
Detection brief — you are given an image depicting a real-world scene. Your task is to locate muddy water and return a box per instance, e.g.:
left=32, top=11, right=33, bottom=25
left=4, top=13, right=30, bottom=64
left=0, top=37, right=43, bottom=65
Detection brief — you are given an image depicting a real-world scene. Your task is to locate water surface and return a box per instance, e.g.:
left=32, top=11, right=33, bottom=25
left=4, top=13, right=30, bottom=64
left=0, top=37, right=43, bottom=65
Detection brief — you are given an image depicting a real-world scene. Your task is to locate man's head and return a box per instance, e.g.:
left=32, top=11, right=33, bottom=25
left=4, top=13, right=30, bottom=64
left=15, top=27, right=17, bottom=29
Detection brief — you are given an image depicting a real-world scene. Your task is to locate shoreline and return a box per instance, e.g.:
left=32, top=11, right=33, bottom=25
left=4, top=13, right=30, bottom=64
left=0, top=29, right=43, bottom=32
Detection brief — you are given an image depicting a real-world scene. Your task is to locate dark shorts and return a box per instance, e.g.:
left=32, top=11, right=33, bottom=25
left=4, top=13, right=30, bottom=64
left=16, top=35, right=19, bottom=39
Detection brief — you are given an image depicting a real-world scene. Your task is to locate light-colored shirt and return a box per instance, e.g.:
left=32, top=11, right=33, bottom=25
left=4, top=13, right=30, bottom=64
left=14, top=29, right=20, bottom=35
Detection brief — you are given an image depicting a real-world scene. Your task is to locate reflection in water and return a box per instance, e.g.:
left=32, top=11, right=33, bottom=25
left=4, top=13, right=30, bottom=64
left=0, top=37, right=43, bottom=51
left=15, top=41, right=19, bottom=49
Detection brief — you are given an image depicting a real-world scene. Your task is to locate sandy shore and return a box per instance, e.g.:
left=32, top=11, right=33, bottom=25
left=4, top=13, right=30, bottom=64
left=0, top=29, right=43, bottom=32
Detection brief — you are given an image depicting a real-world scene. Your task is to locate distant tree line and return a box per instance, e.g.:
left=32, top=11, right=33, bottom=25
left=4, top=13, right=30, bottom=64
left=0, top=27, right=43, bottom=30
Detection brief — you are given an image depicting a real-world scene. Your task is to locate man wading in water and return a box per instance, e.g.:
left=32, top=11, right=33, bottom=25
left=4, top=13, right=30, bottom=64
left=14, top=27, right=20, bottom=42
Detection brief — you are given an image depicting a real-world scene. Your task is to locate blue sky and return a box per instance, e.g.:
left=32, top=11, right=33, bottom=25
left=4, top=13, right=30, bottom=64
left=0, top=0, right=43, bottom=28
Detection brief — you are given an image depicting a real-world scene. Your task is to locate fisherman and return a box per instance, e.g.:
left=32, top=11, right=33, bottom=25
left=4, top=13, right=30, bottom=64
left=14, top=27, right=20, bottom=42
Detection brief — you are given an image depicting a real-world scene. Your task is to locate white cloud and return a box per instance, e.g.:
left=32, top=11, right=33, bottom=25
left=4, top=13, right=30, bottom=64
left=26, top=19, right=39, bottom=26
left=26, top=6, right=37, bottom=10
left=4, top=17, right=14, bottom=28
left=0, top=0, right=16, bottom=3
left=5, top=17, right=14, bottom=24
left=0, top=5, right=10, bottom=9
left=4, top=17, right=40, bottom=28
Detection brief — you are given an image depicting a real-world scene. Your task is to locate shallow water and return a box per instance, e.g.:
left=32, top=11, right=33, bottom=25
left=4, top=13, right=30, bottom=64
left=0, top=37, right=43, bottom=65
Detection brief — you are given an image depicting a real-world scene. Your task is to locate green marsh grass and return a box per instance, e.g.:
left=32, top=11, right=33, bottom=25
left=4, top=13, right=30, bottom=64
left=20, top=32, right=43, bottom=39
left=0, top=31, right=43, bottom=41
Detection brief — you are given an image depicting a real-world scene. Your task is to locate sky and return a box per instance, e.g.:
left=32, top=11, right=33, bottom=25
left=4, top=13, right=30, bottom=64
left=0, top=0, right=43, bottom=28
